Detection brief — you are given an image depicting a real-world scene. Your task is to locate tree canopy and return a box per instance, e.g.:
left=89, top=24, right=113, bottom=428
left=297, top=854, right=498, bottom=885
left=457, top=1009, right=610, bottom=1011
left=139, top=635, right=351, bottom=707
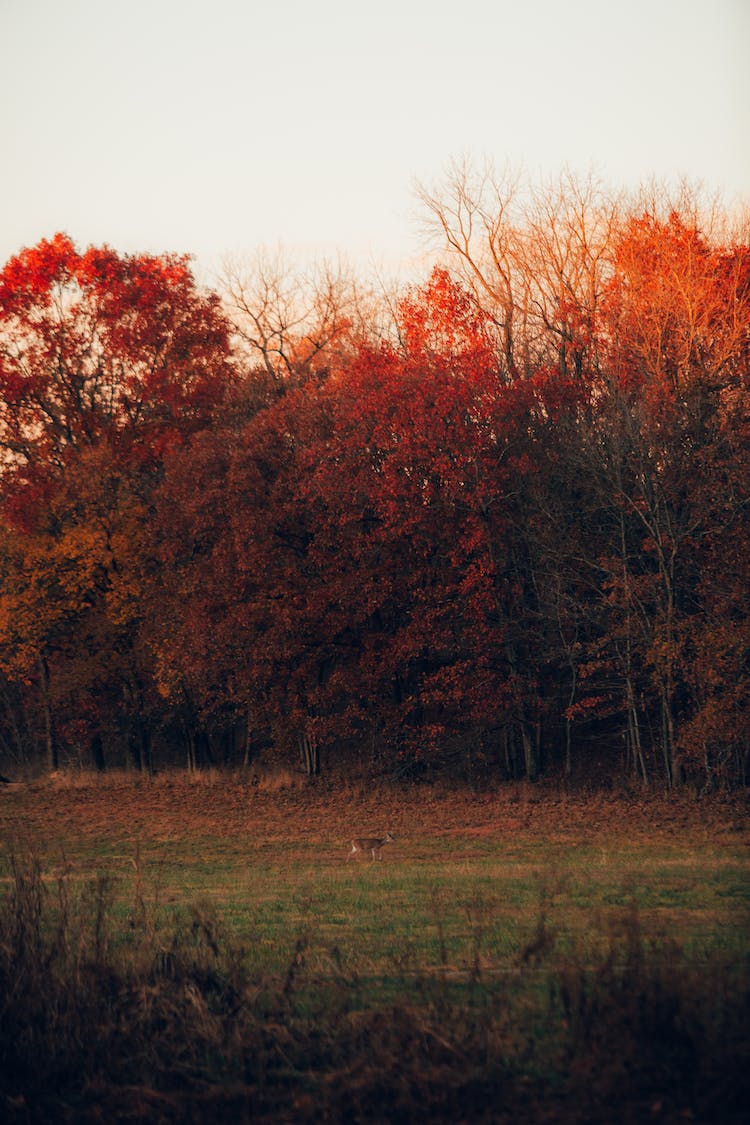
left=1, top=184, right=748, bottom=788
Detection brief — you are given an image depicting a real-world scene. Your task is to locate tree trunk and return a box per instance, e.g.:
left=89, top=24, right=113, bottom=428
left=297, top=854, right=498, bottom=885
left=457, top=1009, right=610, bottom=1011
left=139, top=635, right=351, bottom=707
left=128, top=729, right=142, bottom=772
left=625, top=674, right=647, bottom=782
left=140, top=723, right=153, bottom=775
left=298, top=730, right=320, bottom=776
left=38, top=654, right=58, bottom=773
left=91, top=733, right=106, bottom=772
left=185, top=727, right=196, bottom=772
left=661, top=691, right=675, bottom=788
left=520, top=721, right=538, bottom=782
left=0, top=675, right=30, bottom=763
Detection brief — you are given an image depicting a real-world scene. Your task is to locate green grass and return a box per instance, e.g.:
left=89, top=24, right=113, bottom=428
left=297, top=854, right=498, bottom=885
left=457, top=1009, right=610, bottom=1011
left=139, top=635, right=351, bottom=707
left=1, top=782, right=748, bottom=1121
left=5, top=829, right=744, bottom=985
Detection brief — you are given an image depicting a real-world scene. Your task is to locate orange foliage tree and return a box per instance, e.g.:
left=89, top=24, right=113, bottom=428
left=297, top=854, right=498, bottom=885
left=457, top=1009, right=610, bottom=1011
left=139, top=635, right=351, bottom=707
left=0, top=234, right=233, bottom=769
left=569, top=211, right=750, bottom=784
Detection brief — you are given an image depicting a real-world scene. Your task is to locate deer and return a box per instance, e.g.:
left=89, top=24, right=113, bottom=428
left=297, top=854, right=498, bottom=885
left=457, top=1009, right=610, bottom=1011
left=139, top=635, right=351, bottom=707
left=346, top=832, right=395, bottom=862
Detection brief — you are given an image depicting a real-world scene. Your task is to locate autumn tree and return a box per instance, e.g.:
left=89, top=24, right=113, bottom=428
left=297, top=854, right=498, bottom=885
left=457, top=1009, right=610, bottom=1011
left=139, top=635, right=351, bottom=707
left=418, top=162, right=620, bottom=381
left=152, top=231, right=750, bottom=787
left=151, top=269, right=523, bottom=775
left=280, top=269, right=536, bottom=775
left=421, top=170, right=750, bottom=786
left=3, top=195, right=747, bottom=789
left=0, top=233, right=234, bottom=770
left=221, top=247, right=375, bottom=393
left=566, top=207, right=750, bottom=785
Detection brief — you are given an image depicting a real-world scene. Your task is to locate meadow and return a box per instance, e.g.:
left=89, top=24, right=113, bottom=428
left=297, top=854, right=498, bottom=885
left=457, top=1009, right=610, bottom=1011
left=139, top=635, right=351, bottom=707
left=1, top=772, right=748, bottom=1123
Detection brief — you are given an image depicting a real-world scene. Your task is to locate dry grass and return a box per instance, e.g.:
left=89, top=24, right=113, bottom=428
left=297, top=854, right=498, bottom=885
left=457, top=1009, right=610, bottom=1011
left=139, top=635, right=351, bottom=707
left=0, top=840, right=747, bottom=1124
left=4, top=768, right=748, bottom=844
left=0, top=775, right=748, bottom=1122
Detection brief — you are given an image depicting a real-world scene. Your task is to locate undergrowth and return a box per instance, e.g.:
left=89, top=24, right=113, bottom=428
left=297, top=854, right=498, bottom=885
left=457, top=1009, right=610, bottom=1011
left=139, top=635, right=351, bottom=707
left=0, top=849, right=747, bottom=1124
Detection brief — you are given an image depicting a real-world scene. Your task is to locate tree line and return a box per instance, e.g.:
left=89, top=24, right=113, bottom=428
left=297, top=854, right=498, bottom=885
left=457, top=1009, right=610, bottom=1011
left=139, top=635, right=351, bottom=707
left=1, top=172, right=748, bottom=787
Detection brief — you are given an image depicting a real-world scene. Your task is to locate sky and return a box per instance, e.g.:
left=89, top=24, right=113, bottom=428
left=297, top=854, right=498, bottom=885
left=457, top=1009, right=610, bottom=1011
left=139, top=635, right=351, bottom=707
left=1, top=0, right=749, bottom=280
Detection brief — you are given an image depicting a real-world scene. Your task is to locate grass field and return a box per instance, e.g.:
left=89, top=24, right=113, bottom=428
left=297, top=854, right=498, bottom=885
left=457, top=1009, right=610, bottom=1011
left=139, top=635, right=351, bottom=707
left=1, top=773, right=748, bottom=1122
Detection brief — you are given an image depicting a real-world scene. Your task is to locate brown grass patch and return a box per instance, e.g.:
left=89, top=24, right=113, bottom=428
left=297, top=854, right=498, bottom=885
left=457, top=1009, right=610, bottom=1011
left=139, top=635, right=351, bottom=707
left=2, top=772, right=748, bottom=855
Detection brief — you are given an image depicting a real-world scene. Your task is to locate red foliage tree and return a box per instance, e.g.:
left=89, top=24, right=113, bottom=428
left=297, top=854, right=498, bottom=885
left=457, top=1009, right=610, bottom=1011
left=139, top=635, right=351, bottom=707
left=3, top=210, right=746, bottom=789
left=0, top=234, right=234, bottom=769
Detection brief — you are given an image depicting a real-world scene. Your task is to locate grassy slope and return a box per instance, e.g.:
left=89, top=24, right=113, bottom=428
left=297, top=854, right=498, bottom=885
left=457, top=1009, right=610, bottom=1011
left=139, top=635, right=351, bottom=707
left=0, top=775, right=748, bottom=1123
left=1, top=774, right=747, bottom=974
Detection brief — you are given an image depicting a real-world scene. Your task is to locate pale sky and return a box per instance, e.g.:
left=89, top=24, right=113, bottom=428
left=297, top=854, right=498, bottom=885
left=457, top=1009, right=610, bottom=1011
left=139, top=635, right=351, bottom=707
left=2, top=0, right=748, bottom=278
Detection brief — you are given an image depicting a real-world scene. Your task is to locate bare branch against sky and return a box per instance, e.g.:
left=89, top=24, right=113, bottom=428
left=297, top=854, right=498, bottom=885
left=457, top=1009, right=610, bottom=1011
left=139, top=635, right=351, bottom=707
left=1, top=0, right=748, bottom=274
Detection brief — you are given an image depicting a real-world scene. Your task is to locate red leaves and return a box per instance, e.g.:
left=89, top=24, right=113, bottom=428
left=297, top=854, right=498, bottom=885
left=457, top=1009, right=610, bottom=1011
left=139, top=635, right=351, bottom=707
left=144, top=269, right=529, bottom=759
left=0, top=232, right=77, bottom=314
left=0, top=236, right=236, bottom=764
left=1, top=214, right=748, bottom=785
left=398, top=267, right=496, bottom=374
left=0, top=234, right=233, bottom=513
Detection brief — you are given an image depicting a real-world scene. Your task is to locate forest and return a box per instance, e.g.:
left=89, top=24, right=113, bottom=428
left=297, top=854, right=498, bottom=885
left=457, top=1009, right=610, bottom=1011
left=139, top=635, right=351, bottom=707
left=1, top=172, right=748, bottom=789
